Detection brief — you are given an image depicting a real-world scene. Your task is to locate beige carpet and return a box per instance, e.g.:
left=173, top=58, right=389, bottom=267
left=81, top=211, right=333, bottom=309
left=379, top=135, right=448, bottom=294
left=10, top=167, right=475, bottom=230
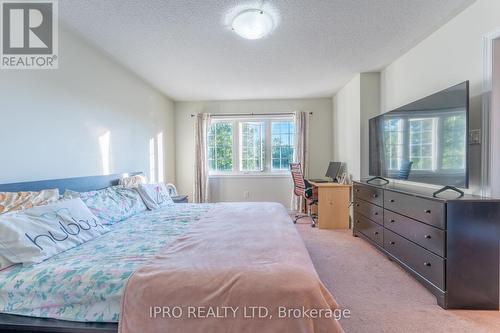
left=295, top=222, right=500, bottom=333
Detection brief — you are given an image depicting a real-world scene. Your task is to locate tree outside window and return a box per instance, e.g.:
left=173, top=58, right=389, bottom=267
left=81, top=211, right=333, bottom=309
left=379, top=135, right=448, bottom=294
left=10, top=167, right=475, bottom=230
left=272, top=121, right=295, bottom=170
left=208, top=121, right=233, bottom=172
left=441, top=115, right=466, bottom=170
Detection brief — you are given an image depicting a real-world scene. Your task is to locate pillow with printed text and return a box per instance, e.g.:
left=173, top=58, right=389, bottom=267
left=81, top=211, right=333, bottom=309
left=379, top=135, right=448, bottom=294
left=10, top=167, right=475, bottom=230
left=137, top=183, right=174, bottom=210
left=0, top=198, right=110, bottom=265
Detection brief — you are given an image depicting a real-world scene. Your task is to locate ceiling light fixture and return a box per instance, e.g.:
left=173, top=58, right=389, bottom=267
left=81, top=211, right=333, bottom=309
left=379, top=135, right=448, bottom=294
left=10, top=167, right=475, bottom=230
left=231, top=9, right=274, bottom=40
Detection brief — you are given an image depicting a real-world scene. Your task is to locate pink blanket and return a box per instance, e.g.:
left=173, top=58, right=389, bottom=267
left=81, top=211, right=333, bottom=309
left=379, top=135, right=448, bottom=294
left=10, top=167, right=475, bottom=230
left=119, top=202, right=344, bottom=333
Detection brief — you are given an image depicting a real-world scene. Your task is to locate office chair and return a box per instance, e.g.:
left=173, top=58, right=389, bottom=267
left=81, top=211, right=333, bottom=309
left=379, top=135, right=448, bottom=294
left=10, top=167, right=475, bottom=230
left=290, top=163, right=318, bottom=227
left=398, top=160, right=413, bottom=180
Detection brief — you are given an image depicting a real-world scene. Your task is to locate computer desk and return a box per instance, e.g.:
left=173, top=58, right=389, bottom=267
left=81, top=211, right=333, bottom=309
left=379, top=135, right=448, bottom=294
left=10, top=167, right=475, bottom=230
left=309, top=181, right=352, bottom=229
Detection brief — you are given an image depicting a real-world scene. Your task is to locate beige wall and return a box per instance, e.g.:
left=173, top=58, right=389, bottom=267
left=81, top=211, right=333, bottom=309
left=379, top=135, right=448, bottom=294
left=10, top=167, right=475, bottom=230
left=360, top=73, right=381, bottom=178
left=0, top=26, right=175, bottom=184
left=174, top=98, right=333, bottom=207
left=332, top=73, right=380, bottom=181
left=333, top=75, right=361, bottom=180
left=380, top=0, right=500, bottom=193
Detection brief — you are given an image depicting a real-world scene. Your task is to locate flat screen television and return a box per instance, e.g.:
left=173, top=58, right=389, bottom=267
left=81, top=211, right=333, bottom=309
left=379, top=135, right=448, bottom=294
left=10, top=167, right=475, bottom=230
left=369, top=81, right=469, bottom=188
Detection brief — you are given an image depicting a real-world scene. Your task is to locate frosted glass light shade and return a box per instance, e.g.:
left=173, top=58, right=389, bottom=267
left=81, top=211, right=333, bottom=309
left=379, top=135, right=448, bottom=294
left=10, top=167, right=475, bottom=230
left=232, top=9, right=274, bottom=40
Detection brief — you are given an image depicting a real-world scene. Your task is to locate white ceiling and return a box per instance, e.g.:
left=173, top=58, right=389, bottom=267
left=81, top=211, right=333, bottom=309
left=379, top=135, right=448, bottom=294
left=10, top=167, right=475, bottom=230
left=60, top=0, right=474, bottom=101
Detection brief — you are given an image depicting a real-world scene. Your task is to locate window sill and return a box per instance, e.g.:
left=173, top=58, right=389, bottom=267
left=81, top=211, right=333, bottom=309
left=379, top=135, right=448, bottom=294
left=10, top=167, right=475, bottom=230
left=209, top=173, right=291, bottom=179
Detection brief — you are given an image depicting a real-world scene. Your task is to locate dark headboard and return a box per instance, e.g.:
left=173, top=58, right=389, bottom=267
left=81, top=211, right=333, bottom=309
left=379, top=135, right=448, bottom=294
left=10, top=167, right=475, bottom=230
left=0, top=172, right=143, bottom=193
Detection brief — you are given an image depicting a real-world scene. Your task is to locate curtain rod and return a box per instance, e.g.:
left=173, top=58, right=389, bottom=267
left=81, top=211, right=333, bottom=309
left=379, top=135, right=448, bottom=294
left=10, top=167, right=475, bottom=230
left=190, top=112, right=313, bottom=118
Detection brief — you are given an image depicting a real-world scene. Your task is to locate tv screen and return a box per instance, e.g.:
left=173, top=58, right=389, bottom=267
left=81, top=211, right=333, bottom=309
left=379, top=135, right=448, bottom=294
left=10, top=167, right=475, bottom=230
left=369, top=81, right=469, bottom=188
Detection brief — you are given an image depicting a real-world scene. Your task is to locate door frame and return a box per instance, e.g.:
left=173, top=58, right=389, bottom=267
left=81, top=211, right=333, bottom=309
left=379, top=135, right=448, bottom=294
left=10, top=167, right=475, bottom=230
left=481, top=29, right=500, bottom=196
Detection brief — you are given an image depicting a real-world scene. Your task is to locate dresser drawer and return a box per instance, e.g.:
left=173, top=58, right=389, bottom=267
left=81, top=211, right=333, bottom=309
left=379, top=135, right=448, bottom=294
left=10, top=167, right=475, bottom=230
left=354, top=199, right=383, bottom=225
left=353, top=183, right=383, bottom=206
left=354, top=213, right=383, bottom=247
left=384, top=210, right=445, bottom=257
left=384, top=191, right=445, bottom=229
left=384, top=229, right=445, bottom=290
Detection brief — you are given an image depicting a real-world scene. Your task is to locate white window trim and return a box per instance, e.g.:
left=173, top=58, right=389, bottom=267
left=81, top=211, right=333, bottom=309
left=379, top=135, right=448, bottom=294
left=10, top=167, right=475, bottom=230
left=208, top=116, right=294, bottom=177
left=239, top=121, right=265, bottom=172
left=409, top=117, right=438, bottom=171
left=383, top=110, right=466, bottom=175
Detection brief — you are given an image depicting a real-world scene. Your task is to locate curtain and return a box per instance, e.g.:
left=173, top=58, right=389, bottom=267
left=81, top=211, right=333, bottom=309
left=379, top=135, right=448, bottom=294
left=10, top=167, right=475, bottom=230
left=194, top=113, right=211, bottom=203
left=291, top=111, right=310, bottom=211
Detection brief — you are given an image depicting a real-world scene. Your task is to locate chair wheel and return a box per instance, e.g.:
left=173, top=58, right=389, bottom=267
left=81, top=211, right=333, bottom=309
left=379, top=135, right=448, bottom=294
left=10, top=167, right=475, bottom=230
left=293, top=220, right=297, bottom=224
left=311, top=223, right=316, bottom=228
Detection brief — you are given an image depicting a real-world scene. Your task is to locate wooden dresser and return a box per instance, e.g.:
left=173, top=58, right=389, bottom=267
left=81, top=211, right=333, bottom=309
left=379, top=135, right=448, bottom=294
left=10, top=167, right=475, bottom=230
left=353, top=180, right=500, bottom=309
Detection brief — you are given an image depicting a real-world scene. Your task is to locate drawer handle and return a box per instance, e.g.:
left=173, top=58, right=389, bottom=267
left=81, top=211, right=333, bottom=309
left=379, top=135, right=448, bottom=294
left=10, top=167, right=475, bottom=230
left=374, top=212, right=379, bottom=216
left=389, top=241, right=395, bottom=245
left=374, top=231, right=379, bottom=235
left=355, top=189, right=360, bottom=192
left=389, top=199, right=395, bottom=203
left=424, top=262, right=432, bottom=267
left=389, top=219, right=395, bottom=223
left=372, top=194, right=378, bottom=198
left=424, top=209, right=432, bottom=214
left=356, top=219, right=360, bottom=224
left=424, top=234, right=432, bottom=239
left=356, top=203, right=360, bottom=207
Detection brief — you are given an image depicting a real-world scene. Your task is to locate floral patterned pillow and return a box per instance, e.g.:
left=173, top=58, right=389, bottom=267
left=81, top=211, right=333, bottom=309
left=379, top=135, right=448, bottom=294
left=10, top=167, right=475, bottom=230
left=0, top=189, right=59, bottom=215
left=64, top=186, right=147, bottom=225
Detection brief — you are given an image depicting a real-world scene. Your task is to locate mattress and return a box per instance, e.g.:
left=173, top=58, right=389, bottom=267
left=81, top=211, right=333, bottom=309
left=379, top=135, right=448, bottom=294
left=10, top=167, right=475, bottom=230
left=119, top=202, right=343, bottom=333
left=0, top=203, right=214, bottom=322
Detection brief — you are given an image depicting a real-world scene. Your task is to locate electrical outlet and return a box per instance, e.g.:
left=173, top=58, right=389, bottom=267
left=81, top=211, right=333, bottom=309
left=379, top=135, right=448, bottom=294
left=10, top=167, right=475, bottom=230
left=243, top=191, right=250, bottom=199
left=469, top=129, right=481, bottom=145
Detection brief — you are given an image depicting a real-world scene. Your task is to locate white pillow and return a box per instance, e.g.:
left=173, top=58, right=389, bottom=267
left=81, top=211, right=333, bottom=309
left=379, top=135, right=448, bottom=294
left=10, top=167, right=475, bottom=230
left=0, top=255, right=14, bottom=271
left=137, top=183, right=174, bottom=210
left=0, top=198, right=110, bottom=265
left=119, top=175, right=147, bottom=188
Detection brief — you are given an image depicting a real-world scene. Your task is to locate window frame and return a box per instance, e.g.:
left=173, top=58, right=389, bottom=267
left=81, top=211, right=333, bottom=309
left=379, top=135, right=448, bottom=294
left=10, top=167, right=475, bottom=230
left=382, top=108, right=466, bottom=178
left=408, top=117, right=438, bottom=171
left=239, top=121, right=265, bottom=172
left=271, top=120, right=296, bottom=171
left=207, top=120, right=235, bottom=174
left=384, top=118, right=405, bottom=171
left=207, top=116, right=295, bottom=177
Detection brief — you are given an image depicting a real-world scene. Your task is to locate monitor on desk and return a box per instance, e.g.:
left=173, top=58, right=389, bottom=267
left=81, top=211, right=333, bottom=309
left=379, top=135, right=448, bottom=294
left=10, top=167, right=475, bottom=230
left=325, top=162, right=342, bottom=181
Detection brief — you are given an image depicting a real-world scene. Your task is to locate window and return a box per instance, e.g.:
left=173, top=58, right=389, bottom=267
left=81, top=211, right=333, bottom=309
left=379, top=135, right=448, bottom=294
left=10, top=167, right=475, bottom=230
left=207, top=118, right=295, bottom=174
left=409, top=118, right=436, bottom=170
left=381, top=112, right=465, bottom=176
left=441, top=114, right=466, bottom=170
left=208, top=121, right=233, bottom=172
left=239, top=122, right=264, bottom=171
left=272, top=121, right=295, bottom=170
left=383, top=118, right=404, bottom=170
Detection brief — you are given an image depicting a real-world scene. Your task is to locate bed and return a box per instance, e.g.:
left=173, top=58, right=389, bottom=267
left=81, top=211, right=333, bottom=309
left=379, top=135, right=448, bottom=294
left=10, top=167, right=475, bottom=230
left=0, top=173, right=343, bottom=333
